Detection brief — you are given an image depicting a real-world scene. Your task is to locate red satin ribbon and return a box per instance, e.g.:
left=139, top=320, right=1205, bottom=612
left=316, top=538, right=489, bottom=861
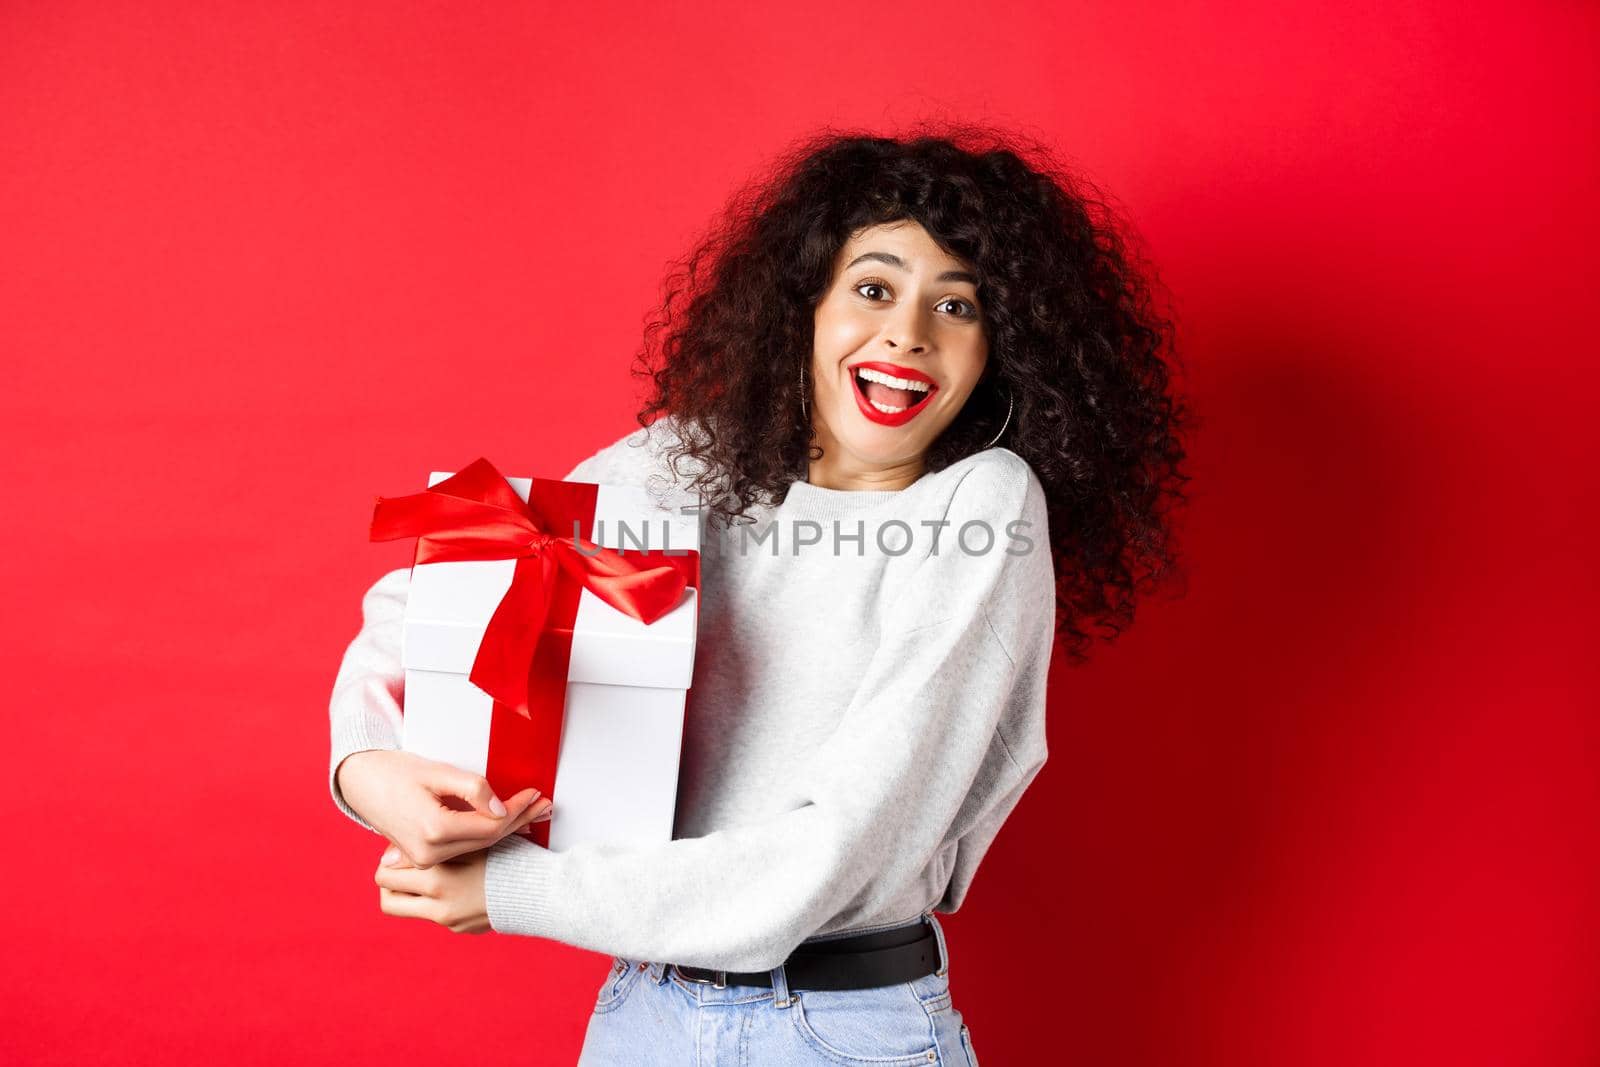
left=369, top=458, right=699, bottom=846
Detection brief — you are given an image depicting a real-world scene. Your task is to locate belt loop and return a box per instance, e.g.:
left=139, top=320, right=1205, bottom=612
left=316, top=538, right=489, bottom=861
left=770, top=961, right=793, bottom=1009
left=650, top=961, right=668, bottom=985
left=925, top=911, right=950, bottom=977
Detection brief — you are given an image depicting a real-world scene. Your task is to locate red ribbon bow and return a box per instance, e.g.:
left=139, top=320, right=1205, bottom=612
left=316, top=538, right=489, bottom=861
left=368, top=457, right=690, bottom=717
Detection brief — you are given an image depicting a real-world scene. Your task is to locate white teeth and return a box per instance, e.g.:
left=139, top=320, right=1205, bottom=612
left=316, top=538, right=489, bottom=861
left=856, top=367, right=931, bottom=393
left=868, top=399, right=906, bottom=414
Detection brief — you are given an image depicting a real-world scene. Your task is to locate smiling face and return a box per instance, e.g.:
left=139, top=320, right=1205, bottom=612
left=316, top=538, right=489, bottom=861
left=807, top=220, right=989, bottom=489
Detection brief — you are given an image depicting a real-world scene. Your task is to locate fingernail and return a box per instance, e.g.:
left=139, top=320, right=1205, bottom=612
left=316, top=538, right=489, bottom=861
left=489, top=796, right=507, bottom=817
left=381, top=846, right=399, bottom=866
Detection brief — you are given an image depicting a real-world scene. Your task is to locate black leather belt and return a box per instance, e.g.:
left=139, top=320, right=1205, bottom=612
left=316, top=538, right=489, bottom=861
left=671, top=917, right=942, bottom=992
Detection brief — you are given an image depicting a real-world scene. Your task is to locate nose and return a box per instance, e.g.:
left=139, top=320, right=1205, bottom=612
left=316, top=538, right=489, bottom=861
left=882, top=302, right=931, bottom=355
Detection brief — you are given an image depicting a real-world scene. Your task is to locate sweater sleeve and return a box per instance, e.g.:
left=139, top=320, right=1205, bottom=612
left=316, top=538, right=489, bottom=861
left=327, top=566, right=409, bottom=833
left=326, top=447, right=618, bottom=831
left=480, top=452, right=1056, bottom=972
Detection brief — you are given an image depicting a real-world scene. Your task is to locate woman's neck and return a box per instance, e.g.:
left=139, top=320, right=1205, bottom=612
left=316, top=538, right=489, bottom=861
left=805, top=449, right=926, bottom=491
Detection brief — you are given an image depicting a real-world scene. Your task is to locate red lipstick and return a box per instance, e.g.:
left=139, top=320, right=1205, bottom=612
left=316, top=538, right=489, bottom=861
left=848, top=361, right=939, bottom=427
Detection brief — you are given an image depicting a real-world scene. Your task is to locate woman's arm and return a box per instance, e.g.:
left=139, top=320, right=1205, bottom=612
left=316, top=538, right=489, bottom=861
left=328, top=566, right=409, bottom=833
left=481, top=454, right=1056, bottom=973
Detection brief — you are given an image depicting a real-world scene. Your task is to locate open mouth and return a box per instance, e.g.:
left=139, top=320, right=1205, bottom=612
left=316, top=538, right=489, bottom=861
left=850, top=362, right=938, bottom=426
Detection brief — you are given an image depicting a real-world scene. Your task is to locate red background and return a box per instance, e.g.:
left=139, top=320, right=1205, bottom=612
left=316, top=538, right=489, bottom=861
left=3, top=3, right=1595, bottom=1064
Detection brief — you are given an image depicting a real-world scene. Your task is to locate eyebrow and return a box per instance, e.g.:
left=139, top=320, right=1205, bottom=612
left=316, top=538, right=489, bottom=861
left=844, top=251, right=979, bottom=286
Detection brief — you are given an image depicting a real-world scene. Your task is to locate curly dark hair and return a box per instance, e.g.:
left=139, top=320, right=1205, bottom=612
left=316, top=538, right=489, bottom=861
left=631, top=121, right=1194, bottom=664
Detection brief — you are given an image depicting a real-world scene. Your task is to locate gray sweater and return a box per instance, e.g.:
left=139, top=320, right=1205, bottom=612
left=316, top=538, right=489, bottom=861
left=328, top=417, right=1055, bottom=973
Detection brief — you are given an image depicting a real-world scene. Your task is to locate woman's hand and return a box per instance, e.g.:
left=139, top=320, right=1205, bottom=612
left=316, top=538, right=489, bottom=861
left=336, top=749, right=552, bottom=868
left=374, top=848, right=495, bottom=934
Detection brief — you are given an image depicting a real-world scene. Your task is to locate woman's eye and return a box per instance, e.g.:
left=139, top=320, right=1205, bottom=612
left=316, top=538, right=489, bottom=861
left=939, top=298, right=980, bottom=320
left=855, top=282, right=890, bottom=302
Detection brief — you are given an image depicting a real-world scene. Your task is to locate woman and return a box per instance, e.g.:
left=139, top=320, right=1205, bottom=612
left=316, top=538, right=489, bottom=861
left=329, top=125, right=1190, bottom=1065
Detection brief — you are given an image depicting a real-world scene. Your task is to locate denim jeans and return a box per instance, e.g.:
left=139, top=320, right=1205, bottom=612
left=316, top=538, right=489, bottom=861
left=576, top=911, right=979, bottom=1066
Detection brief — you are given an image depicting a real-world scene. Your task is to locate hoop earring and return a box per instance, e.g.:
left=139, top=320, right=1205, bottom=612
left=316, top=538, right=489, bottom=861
left=983, top=385, right=1014, bottom=449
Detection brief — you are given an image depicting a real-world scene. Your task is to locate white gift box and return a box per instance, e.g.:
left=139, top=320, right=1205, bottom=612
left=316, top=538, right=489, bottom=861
left=399, top=470, right=701, bottom=851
